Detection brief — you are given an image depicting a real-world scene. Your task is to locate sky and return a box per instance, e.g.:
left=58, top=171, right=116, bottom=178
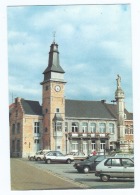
left=7, top=4, right=133, bottom=112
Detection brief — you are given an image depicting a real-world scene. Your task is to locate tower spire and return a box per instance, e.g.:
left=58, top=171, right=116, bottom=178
left=41, top=39, right=65, bottom=84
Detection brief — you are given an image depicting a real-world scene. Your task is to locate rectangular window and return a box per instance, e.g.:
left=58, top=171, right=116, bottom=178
left=56, top=108, right=60, bottom=113
left=65, top=122, right=68, bottom=132
left=12, top=140, right=15, bottom=152
left=55, top=122, right=62, bottom=131
left=34, top=139, right=40, bottom=144
left=34, top=122, right=40, bottom=133
left=12, top=124, right=15, bottom=134
left=17, top=123, right=20, bottom=134
left=130, top=125, right=133, bottom=134
left=91, top=141, right=96, bottom=150
left=16, top=140, right=20, bottom=152
left=125, top=126, right=129, bottom=134
left=72, top=142, right=78, bottom=151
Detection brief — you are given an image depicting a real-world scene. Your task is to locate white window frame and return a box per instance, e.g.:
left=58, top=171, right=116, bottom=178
left=109, top=123, right=115, bottom=134
left=99, top=123, right=106, bottom=133
left=82, top=122, right=88, bottom=133
left=34, top=122, right=40, bottom=134
left=72, top=142, right=78, bottom=151
left=90, top=123, right=96, bottom=133
left=91, top=141, right=96, bottom=150
left=72, top=122, right=79, bottom=133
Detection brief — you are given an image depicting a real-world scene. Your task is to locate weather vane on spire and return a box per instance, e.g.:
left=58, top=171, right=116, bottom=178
left=53, top=31, right=56, bottom=43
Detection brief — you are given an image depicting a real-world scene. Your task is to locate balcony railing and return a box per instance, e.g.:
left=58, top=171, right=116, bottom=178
left=67, top=132, right=110, bottom=139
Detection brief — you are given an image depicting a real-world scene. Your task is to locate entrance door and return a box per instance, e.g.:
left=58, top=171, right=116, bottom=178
left=100, top=141, right=105, bottom=154
left=34, top=139, right=40, bottom=153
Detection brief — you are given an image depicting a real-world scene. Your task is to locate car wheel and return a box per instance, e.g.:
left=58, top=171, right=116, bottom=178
left=37, top=157, right=41, bottom=161
left=67, top=159, right=71, bottom=164
left=29, top=157, right=34, bottom=161
left=83, top=166, right=90, bottom=173
left=100, top=175, right=110, bottom=182
left=46, top=159, right=51, bottom=164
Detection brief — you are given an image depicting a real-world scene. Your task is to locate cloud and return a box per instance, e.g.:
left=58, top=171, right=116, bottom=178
left=8, top=4, right=132, bottom=111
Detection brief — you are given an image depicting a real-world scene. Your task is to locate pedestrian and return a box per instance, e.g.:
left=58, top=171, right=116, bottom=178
left=92, top=150, right=97, bottom=156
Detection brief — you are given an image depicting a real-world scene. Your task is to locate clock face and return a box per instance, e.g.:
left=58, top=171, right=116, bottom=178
left=55, top=85, right=61, bottom=92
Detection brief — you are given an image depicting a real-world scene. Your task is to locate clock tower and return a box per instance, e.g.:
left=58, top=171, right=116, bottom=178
left=40, top=40, right=66, bottom=152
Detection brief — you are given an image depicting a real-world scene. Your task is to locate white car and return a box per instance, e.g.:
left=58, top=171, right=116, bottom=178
left=34, top=149, right=50, bottom=161
left=28, top=149, right=50, bottom=161
left=44, top=151, right=74, bottom=164
left=95, top=157, right=134, bottom=182
left=67, top=151, right=87, bottom=160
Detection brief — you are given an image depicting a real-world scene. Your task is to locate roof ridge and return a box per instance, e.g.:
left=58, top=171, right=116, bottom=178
left=65, top=99, right=102, bottom=102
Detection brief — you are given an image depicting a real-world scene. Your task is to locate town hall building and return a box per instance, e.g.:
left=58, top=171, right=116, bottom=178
left=9, top=40, right=134, bottom=157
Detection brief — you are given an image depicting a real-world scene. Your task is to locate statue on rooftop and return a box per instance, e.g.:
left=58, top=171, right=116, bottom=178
left=116, top=74, right=121, bottom=88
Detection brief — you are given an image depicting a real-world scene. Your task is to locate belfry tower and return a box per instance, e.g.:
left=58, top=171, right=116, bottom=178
left=115, top=75, right=126, bottom=151
left=40, top=39, right=66, bottom=152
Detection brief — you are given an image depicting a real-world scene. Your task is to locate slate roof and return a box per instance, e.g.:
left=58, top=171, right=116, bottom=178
left=65, top=99, right=116, bottom=119
left=21, top=99, right=42, bottom=115
left=65, top=99, right=133, bottom=120
left=18, top=98, right=132, bottom=120
left=43, top=64, right=65, bottom=74
left=104, top=103, right=133, bottom=120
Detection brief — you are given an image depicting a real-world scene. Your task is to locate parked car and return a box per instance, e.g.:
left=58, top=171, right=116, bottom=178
left=34, top=149, right=50, bottom=161
left=73, top=155, right=107, bottom=173
left=111, top=153, right=134, bottom=158
left=44, top=151, right=74, bottom=164
left=28, top=149, right=50, bottom=161
left=95, top=157, right=134, bottom=182
left=67, top=151, right=87, bottom=160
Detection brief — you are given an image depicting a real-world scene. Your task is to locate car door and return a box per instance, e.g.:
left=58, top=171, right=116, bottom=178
left=55, top=152, right=65, bottom=163
left=121, top=158, right=134, bottom=178
left=47, top=152, right=57, bottom=162
left=105, top=158, right=123, bottom=177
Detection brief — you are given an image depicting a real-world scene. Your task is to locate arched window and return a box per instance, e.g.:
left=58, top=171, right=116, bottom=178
left=90, top=123, right=96, bottom=133
left=99, top=123, right=106, bottom=133
left=82, top=122, right=88, bottom=133
left=109, top=123, right=115, bottom=134
left=72, top=122, right=79, bottom=133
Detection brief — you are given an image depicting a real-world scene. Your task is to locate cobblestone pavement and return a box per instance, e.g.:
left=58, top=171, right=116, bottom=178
left=10, top=158, right=88, bottom=190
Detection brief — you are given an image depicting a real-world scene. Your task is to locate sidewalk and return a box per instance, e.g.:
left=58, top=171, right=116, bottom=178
left=11, top=158, right=86, bottom=190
